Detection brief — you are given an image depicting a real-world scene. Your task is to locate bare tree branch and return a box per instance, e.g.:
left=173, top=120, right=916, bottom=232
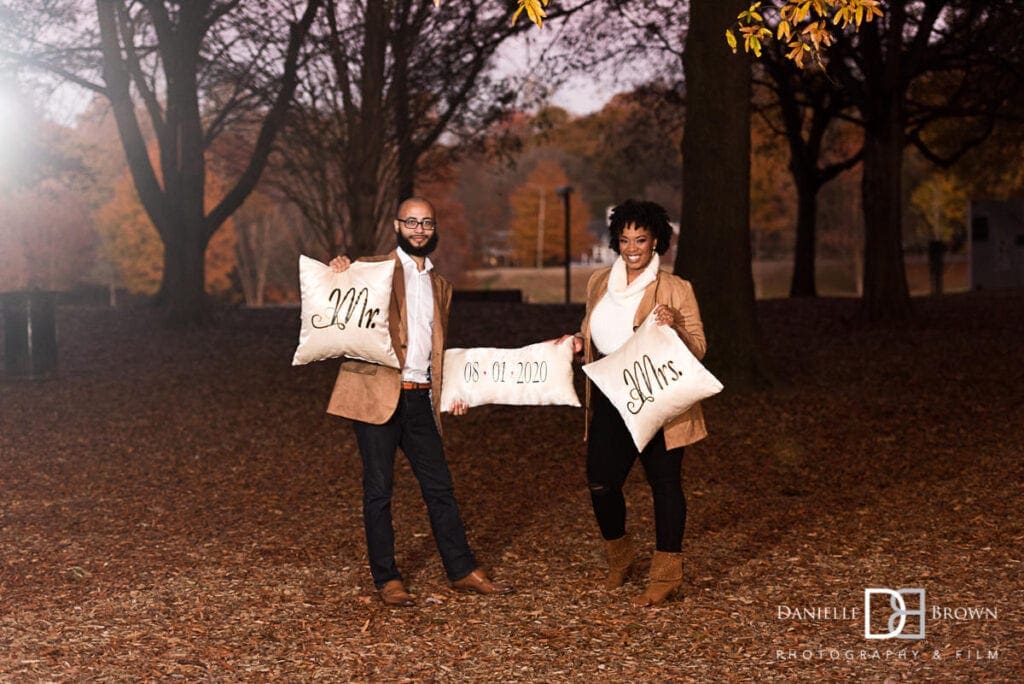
left=205, top=0, right=322, bottom=237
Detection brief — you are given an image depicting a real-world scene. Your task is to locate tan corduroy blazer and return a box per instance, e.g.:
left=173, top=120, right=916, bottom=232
left=581, top=266, right=708, bottom=449
left=325, top=251, right=452, bottom=430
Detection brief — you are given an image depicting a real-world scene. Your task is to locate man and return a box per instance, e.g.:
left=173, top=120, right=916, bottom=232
left=327, top=196, right=513, bottom=607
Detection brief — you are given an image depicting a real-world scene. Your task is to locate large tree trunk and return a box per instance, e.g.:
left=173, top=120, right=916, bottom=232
left=150, top=136, right=204, bottom=311
left=860, top=105, right=912, bottom=321
left=160, top=118, right=208, bottom=323
left=162, top=226, right=210, bottom=325
left=336, top=0, right=389, bottom=258
left=393, top=28, right=416, bottom=201
left=790, top=173, right=818, bottom=297
left=160, top=20, right=209, bottom=321
left=678, top=0, right=767, bottom=388
left=851, top=5, right=917, bottom=322
left=347, top=200, right=380, bottom=257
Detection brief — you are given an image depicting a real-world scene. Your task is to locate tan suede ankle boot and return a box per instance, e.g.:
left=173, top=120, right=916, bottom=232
left=603, top=535, right=634, bottom=589
left=631, top=551, right=682, bottom=606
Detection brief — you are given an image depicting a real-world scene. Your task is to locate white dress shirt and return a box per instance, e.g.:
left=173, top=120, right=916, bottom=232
left=397, top=247, right=434, bottom=384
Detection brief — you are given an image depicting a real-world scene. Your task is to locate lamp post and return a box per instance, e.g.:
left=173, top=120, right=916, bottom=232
left=556, top=185, right=573, bottom=303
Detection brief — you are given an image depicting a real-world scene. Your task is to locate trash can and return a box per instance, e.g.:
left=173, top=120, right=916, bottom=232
left=2, top=291, right=57, bottom=379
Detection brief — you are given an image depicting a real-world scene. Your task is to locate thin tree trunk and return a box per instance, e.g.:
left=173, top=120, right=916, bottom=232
left=108, top=268, right=117, bottom=308
left=790, top=175, right=819, bottom=297
left=678, top=0, right=767, bottom=388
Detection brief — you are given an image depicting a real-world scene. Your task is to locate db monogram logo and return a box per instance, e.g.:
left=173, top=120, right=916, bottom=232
left=864, top=588, right=927, bottom=640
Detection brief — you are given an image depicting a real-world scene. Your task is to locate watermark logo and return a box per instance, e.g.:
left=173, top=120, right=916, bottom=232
left=864, top=588, right=926, bottom=640
left=775, top=587, right=1001, bottom=662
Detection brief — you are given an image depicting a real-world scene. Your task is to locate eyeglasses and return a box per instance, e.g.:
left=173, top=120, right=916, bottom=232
left=398, top=217, right=436, bottom=232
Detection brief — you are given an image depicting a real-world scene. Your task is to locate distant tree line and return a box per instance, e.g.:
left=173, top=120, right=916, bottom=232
left=2, top=0, right=1023, bottom=388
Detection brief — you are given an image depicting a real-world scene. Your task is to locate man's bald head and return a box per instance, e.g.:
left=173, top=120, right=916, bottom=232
left=397, top=196, right=435, bottom=219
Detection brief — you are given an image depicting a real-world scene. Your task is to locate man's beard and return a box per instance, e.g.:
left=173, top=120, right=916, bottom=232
left=396, top=230, right=439, bottom=257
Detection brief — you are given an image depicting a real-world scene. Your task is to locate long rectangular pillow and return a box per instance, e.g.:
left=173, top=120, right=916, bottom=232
left=440, top=338, right=581, bottom=411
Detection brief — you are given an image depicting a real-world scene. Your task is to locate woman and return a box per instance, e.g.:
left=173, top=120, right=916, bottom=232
left=562, top=199, right=707, bottom=606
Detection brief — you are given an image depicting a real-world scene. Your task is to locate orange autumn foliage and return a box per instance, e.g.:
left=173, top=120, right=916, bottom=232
left=507, top=159, right=592, bottom=266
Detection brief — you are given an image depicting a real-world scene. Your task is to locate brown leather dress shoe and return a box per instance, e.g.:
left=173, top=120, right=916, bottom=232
left=379, top=579, right=415, bottom=607
left=451, top=569, right=515, bottom=595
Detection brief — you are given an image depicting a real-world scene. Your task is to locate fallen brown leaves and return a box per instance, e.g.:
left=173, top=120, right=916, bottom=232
left=1, top=292, right=1022, bottom=681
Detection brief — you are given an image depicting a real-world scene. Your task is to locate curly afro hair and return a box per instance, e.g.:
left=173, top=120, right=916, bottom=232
left=607, top=199, right=673, bottom=255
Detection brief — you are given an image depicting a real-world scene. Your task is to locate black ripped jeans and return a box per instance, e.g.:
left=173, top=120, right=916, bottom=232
left=586, top=387, right=686, bottom=552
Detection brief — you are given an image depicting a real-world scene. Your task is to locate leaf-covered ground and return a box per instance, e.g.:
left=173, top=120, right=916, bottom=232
left=1, top=292, right=1021, bottom=681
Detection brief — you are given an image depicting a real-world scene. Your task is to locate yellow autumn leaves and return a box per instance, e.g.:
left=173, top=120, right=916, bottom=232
left=727, top=0, right=883, bottom=67
left=438, top=1, right=881, bottom=43
left=434, top=0, right=549, bottom=28
left=512, top=0, right=550, bottom=27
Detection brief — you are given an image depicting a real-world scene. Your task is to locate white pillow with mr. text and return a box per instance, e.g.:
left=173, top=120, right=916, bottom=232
left=582, top=311, right=723, bottom=451
left=292, top=255, right=400, bottom=368
left=440, top=338, right=581, bottom=412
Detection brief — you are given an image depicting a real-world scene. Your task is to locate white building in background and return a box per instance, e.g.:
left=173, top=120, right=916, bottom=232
left=969, top=199, right=1024, bottom=289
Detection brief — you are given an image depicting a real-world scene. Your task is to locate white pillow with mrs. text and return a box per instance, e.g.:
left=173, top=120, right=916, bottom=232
left=582, top=311, right=722, bottom=450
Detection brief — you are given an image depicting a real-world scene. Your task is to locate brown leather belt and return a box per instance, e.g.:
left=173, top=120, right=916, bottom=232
left=401, top=381, right=432, bottom=390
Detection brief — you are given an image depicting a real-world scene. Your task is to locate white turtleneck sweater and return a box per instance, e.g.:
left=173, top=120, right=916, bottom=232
left=590, top=253, right=660, bottom=356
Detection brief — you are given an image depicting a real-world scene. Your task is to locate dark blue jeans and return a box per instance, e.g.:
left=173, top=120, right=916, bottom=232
left=353, top=388, right=477, bottom=588
left=586, top=387, right=686, bottom=552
